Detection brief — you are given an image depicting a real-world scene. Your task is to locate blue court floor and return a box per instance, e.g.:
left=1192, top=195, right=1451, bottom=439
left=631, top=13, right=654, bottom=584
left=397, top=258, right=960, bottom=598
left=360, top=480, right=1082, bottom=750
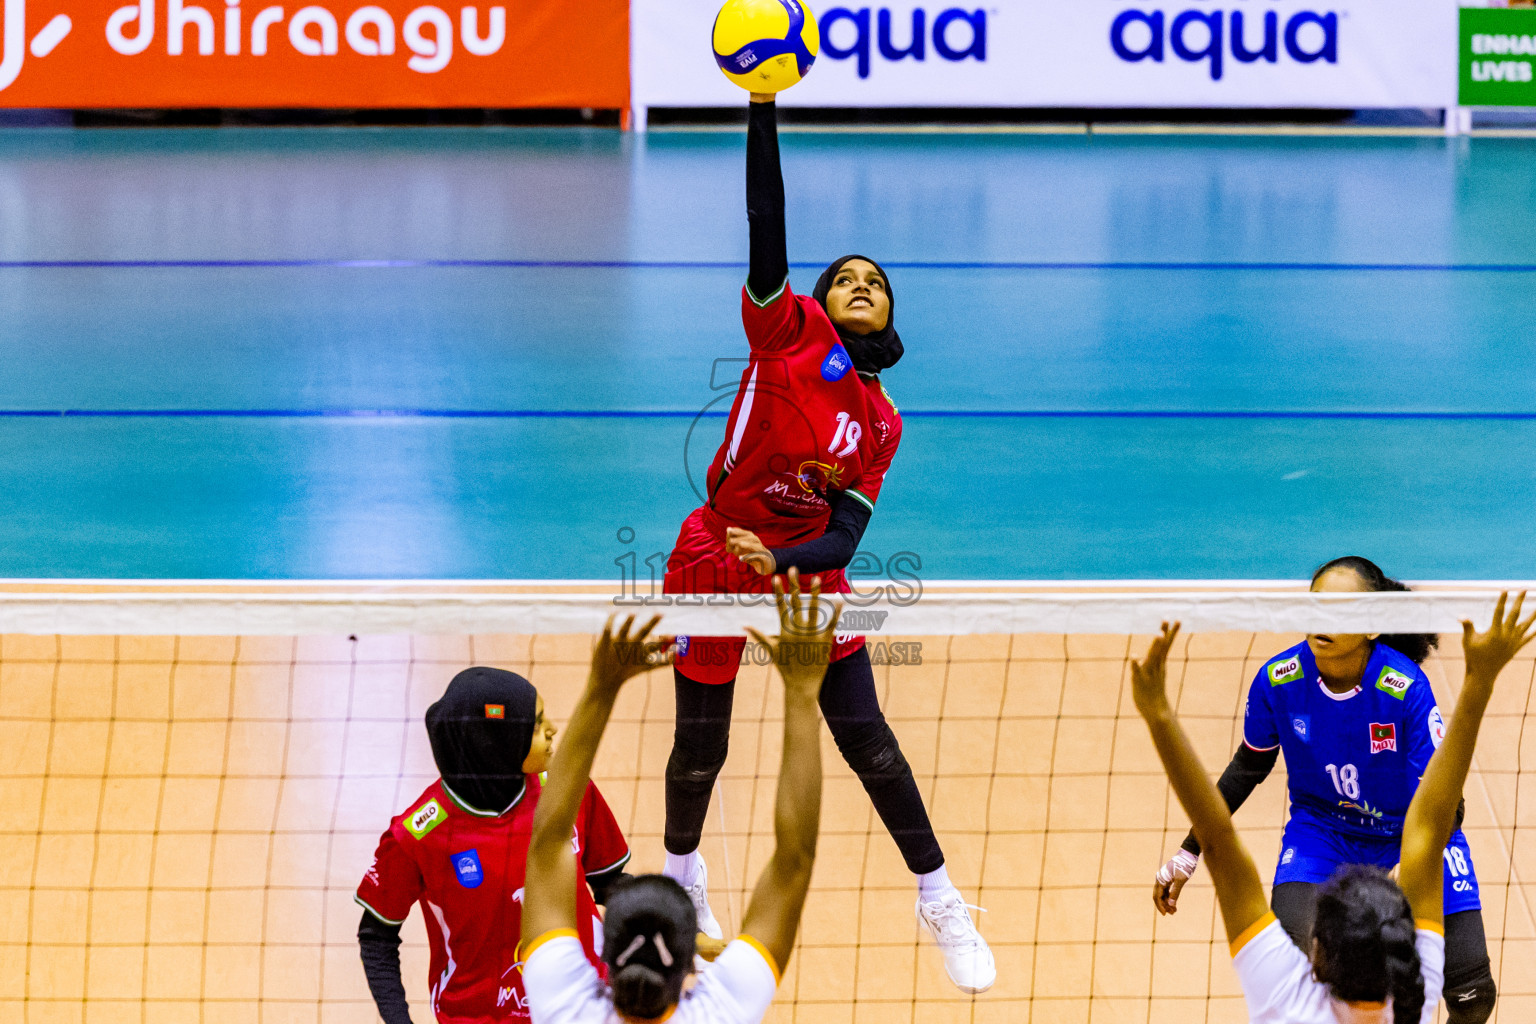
left=0, top=127, right=1532, bottom=580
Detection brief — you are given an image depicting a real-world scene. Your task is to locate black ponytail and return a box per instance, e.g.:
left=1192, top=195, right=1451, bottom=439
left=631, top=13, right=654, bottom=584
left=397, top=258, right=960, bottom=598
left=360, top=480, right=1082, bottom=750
left=1381, top=914, right=1427, bottom=1024
left=601, top=875, right=696, bottom=1019
left=1311, top=555, right=1439, bottom=665
left=1312, top=865, right=1425, bottom=1024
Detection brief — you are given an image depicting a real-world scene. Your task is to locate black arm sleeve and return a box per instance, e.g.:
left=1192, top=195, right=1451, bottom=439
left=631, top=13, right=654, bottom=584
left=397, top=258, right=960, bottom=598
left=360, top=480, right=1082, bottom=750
left=1180, top=743, right=1280, bottom=856
left=358, top=910, right=414, bottom=1024
left=767, top=490, right=873, bottom=575
left=746, top=100, right=788, bottom=303
left=585, top=866, right=630, bottom=907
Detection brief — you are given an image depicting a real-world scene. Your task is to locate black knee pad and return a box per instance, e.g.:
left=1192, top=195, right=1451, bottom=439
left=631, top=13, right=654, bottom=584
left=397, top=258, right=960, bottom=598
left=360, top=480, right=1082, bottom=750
left=1443, top=969, right=1496, bottom=1024
left=836, top=720, right=911, bottom=785
left=1268, top=882, right=1319, bottom=949
left=665, top=733, right=728, bottom=788
left=1442, top=908, right=1496, bottom=1024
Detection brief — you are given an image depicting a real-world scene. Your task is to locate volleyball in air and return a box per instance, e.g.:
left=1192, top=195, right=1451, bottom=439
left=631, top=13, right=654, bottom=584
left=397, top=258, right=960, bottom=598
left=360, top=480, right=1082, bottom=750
left=712, top=0, right=819, bottom=94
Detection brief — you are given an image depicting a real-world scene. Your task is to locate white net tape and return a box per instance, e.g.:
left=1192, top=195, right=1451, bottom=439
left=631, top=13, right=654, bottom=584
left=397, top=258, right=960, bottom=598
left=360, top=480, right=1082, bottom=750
left=0, top=585, right=1526, bottom=634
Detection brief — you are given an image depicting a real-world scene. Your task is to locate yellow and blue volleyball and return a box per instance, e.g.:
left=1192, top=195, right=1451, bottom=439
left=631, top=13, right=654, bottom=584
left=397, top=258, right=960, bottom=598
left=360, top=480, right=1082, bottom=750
left=712, top=0, right=819, bottom=94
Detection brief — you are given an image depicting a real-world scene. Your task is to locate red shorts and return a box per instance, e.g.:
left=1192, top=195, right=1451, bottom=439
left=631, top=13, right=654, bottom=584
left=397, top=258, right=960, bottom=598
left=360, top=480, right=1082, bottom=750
left=663, top=505, right=864, bottom=684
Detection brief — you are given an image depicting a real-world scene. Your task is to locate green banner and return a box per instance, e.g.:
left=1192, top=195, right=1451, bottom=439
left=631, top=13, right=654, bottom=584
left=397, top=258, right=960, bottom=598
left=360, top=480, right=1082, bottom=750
left=1461, top=7, right=1536, bottom=105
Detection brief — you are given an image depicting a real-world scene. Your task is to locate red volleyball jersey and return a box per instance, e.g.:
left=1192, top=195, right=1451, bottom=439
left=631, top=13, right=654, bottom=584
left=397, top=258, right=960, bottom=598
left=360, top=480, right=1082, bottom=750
left=705, top=281, right=903, bottom=547
left=355, top=775, right=630, bottom=1023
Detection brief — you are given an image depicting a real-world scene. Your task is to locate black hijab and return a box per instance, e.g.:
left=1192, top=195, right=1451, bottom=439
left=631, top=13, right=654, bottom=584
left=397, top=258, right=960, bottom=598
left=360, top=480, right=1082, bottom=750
left=811, top=254, right=904, bottom=375
left=425, top=666, right=538, bottom=815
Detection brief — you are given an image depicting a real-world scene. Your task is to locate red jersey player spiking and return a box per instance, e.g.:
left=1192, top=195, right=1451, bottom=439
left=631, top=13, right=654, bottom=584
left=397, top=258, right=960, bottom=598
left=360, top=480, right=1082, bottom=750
left=657, top=93, right=996, bottom=995
left=354, top=667, right=632, bottom=1023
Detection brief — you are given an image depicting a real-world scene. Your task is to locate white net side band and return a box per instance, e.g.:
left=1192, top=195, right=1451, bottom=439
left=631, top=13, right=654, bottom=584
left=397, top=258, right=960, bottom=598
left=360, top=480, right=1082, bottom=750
left=0, top=587, right=1526, bottom=635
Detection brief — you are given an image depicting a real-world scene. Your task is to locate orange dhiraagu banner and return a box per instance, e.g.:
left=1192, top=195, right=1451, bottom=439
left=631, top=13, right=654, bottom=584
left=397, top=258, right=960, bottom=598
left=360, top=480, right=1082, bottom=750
left=0, top=0, right=627, bottom=106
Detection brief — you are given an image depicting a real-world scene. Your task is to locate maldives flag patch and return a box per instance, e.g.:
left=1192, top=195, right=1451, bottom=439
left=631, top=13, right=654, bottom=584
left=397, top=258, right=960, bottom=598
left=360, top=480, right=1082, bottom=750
left=485, top=704, right=505, bottom=719
left=1369, top=722, right=1397, bottom=754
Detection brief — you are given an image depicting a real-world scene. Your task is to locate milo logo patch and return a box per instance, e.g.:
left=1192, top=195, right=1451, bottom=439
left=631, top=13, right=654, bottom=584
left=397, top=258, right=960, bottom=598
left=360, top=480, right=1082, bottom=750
left=406, top=798, right=445, bottom=839
left=1375, top=666, right=1413, bottom=700
left=1268, top=656, right=1304, bottom=686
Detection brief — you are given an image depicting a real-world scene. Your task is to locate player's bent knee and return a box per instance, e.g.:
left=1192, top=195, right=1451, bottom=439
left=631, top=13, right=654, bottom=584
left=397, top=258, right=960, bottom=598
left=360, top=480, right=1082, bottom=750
left=839, top=722, right=912, bottom=784
left=1444, top=972, right=1496, bottom=1024
left=666, top=738, right=729, bottom=788
left=666, top=755, right=728, bottom=788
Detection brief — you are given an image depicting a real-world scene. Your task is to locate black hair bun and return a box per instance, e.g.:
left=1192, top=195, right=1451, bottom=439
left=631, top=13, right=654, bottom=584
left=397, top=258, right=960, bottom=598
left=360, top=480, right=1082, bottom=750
left=602, top=875, right=697, bottom=1018
left=611, top=964, right=670, bottom=1019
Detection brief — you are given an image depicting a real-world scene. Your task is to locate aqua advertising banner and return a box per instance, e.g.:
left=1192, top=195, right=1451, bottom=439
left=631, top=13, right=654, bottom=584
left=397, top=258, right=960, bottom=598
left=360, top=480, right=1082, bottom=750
left=634, top=0, right=1458, bottom=114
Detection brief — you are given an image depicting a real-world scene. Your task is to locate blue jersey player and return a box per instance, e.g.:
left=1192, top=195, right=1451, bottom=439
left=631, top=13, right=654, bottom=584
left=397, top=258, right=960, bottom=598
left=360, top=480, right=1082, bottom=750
left=1151, top=557, right=1496, bottom=1024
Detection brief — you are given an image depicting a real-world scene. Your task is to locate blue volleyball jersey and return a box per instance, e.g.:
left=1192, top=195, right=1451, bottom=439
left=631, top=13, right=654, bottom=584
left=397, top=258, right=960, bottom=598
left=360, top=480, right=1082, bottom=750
left=1244, top=641, right=1446, bottom=838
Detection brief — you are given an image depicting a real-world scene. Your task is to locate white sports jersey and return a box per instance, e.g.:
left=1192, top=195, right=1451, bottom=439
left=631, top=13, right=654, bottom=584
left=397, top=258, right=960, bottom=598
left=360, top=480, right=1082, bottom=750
left=1232, top=914, right=1444, bottom=1024
left=524, top=931, right=779, bottom=1024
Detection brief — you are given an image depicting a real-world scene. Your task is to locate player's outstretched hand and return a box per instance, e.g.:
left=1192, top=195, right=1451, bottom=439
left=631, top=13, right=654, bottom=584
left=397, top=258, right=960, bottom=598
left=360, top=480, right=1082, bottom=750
left=1461, top=591, right=1535, bottom=688
left=726, top=527, right=777, bottom=576
left=746, top=567, right=841, bottom=699
left=588, top=614, right=673, bottom=696
left=1131, top=622, right=1181, bottom=719
left=1152, top=849, right=1199, bottom=915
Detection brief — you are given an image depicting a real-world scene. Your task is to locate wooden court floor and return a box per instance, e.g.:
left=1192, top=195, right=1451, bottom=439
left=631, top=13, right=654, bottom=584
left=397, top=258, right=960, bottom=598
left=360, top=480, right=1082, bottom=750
left=2, top=630, right=1532, bottom=1024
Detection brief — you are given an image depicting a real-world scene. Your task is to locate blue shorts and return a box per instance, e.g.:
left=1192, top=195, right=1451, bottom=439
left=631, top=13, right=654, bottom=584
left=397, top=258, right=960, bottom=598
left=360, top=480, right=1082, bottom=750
left=1275, top=811, right=1481, bottom=915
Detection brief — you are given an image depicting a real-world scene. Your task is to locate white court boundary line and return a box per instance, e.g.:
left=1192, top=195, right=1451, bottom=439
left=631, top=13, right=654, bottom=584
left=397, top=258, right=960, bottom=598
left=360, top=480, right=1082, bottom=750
left=0, top=588, right=1529, bottom=636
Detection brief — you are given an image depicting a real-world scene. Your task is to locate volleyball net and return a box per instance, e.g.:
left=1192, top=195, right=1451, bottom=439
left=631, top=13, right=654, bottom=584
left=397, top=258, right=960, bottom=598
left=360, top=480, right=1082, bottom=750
left=3, top=584, right=1533, bottom=1024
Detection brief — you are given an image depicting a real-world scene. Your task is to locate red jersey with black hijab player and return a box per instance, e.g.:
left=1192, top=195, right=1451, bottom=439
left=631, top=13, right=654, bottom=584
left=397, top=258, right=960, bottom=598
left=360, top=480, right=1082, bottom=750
left=707, top=269, right=902, bottom=536
left=658, top=98, right=995, bottom=998
left=666, top=257, right=903, bottom=683
left=355, top=668, right=630, bottom=1023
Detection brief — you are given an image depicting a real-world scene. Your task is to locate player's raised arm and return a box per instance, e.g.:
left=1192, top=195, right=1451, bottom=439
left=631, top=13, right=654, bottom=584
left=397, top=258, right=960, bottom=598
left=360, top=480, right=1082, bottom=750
left=1399, top=593, right=1534, bottom=927
left=745, top=92, right=789, bottom=310
left=522, top=616, right=673, bottom=946
left=1131, top=624, right=1270, bottom=945
left=737, top=569, right=839, bottom=972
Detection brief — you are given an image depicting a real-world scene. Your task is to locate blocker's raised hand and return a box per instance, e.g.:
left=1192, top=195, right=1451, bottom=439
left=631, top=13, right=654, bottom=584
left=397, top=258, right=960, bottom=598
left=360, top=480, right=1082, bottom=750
left=1461, top=591, right=1536, bottom=685
left=1131, top=622, right=1182, bottom=718
left=745, top=567, right=842, bottom=697
left=588, top=614, right=673, bottom=695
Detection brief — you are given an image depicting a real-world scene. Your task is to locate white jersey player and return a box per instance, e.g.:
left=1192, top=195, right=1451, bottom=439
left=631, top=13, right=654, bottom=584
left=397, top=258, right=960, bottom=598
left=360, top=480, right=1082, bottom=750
left=520, top=571, right=840, bottom=1024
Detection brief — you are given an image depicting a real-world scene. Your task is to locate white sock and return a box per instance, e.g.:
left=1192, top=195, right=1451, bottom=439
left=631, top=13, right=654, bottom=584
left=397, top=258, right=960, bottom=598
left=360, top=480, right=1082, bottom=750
left=917, top=864, right=955, bottom=900
left=665, top=850, right=701, bottom=887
